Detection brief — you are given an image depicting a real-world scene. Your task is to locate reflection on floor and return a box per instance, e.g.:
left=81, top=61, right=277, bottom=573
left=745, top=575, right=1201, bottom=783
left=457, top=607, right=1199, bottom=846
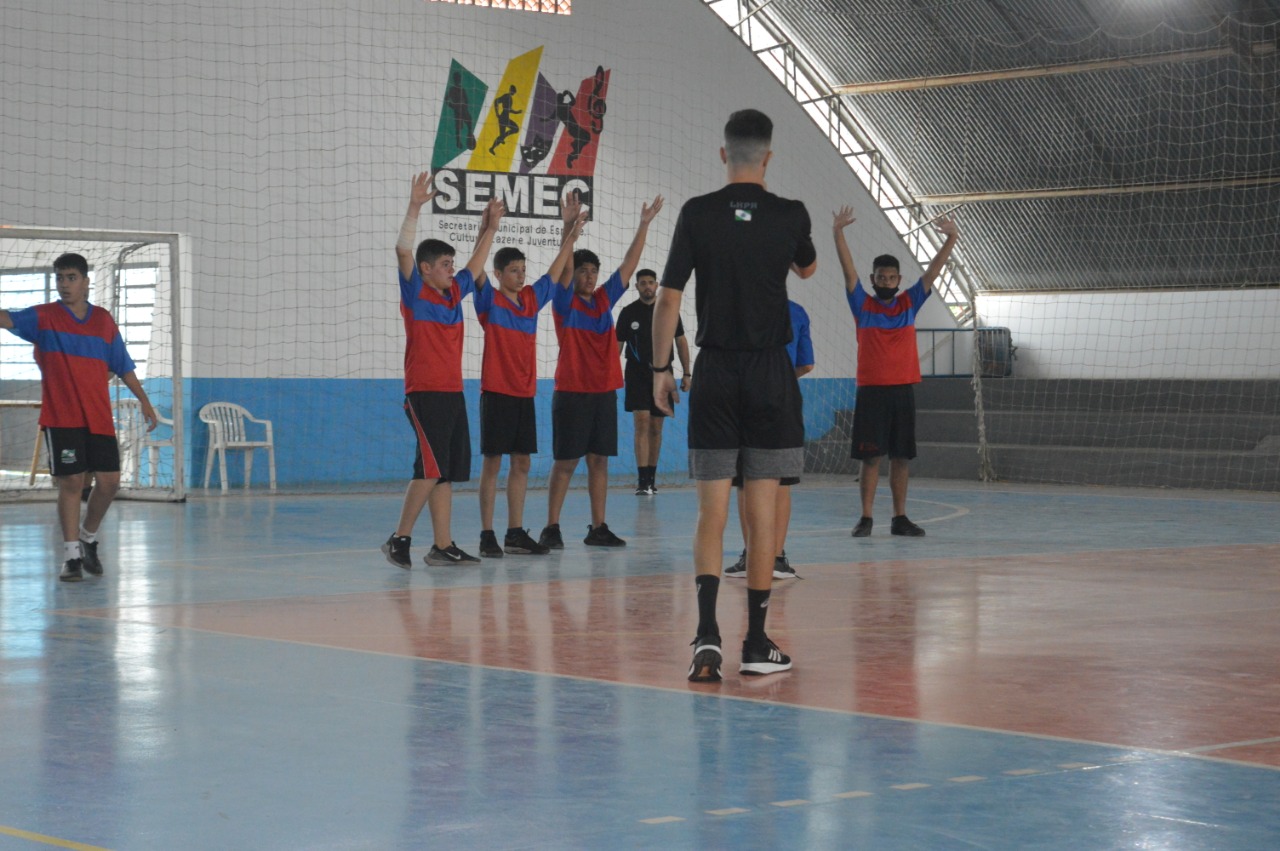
left=2, top=479, right=1279, bottom=849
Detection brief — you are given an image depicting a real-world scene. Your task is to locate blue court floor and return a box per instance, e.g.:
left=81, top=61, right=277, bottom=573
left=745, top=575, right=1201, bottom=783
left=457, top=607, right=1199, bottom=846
left=2, top=477, right=1279, bottom=850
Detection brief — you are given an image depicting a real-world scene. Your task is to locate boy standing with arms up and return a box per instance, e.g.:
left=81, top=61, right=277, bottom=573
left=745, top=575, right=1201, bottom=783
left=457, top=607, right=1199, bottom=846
left=654, top=109, right=816, bottom=682
left=473, top=198, right=588, bottom=558
left=833, top=205, right=958, bottom=538
left=381, top=170, right=503, bottom=569
left=538, top=194, right=664, bottom=549
left=0, top=252, right=158, bottom=582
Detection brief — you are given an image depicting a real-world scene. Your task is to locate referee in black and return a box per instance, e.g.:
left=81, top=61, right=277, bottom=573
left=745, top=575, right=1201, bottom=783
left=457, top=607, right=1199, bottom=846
left=653, top=109, right=817, bottom=682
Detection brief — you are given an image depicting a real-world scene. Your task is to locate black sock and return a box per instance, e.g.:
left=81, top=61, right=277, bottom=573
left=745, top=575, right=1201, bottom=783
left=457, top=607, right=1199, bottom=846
left=746, top=587, right=771, bottom=643
left=645, top=466, right=657, bottom=486
left=696, top=574, right=720, bottom=637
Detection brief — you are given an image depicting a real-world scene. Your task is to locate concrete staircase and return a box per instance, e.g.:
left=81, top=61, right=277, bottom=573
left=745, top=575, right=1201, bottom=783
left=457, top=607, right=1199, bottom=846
left=807, top=377, right=1280, bottom=491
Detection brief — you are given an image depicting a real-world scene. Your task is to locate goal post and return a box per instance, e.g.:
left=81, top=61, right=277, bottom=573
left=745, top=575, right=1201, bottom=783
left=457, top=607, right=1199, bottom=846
left=0, top=227, right=186, bottom=502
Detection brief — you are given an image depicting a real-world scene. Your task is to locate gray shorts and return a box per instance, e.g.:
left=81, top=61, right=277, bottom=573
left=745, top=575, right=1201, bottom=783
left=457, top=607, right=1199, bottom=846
left=689, top=446, right=804, bottom=482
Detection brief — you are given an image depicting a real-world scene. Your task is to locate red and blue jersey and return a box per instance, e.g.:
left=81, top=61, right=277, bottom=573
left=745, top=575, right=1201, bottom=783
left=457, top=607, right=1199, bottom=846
left=847, top=279, right=930, bottom=386
left=787, top=300, right=814, bottom=370
left=552, top=270, right=626, bottom=393
left=400, top=266, right=476, bottom=393
left=473, top=275, right=556, bottom=398
left=6, top=302, right=136, bottom=435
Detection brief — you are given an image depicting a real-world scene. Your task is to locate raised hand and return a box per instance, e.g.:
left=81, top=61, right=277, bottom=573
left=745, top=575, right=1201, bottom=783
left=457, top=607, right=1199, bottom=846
left=640, top=194, right=664, bottom=225
left=481, top=196, right=507, bottom=232
left=933, top=216, right=959, bottom=239
left=409, top=170, right=436, bottom=208
left=833, top=205, right=856, bottom=231
left=561, top=189, right=584, bottom=225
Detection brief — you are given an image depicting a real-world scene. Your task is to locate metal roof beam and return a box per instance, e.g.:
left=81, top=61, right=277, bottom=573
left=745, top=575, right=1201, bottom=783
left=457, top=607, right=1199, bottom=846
left=832, top=46, right=1239, bottom=96
left=919, top=174, right=1280, bottom=205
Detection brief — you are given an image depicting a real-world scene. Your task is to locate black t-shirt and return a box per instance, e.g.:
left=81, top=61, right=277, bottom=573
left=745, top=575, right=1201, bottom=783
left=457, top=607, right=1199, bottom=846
left=660, top=183, right=815, bottom=351
left=616, top=299, right=684, bottom=375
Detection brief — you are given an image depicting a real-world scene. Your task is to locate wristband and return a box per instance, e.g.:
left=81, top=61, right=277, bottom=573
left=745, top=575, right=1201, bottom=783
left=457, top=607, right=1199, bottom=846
left=651, top=363, right=673, bottom=374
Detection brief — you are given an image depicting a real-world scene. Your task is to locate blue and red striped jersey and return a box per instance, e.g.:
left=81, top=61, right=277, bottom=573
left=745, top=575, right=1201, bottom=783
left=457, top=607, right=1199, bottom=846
left=6, top=302, right=136, bottom=435
left=399, top=266, right=476, bottom=393
left=473, top=275, right=556, bottom=398
left=552, top=270, right=626, bottom=393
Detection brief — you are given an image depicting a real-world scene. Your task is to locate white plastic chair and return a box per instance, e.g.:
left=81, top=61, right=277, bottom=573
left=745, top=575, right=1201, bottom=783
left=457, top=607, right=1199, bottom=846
left=113, top=398, right=175, bottom=487
left=199, top=402, right=276, bottom=492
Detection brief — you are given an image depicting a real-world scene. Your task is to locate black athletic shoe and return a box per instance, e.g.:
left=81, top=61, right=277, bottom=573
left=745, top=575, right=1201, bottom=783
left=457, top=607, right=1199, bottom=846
left=425, top=543, right=481, bottom=566
left=772, top=552, right=798, bottom=580
left=852, top=516, right=873, bottom=538
left=538, top=524, right=564, bottom=550
left=890, top=515, right=926, bottom=537
left=80, top=540, right=103, bottom=577
left=584, top=523, right=626, bottom=547
left=724, top=549, right=747, bottom=578
left=688, top=634, right=723, bottom=683
left=504, top=527, right=550, bottom=555
left=478, top=530, right=504, bottom=558
left=59, top=558, right=85, bottom=583
left=634, top=482, right=648, bottom=495
left=382, top=534, right=412, bottom=569
left=740, top=635, right=792, bottom=676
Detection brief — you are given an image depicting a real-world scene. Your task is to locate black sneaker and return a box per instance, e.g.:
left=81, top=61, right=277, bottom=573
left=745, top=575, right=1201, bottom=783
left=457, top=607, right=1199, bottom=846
left=688, top=634, right=723, bottom=682
left=890, top=515, right=926, bottom=537
left=504, top=527, right=550, bottom=555
left=538, top=524, right=564, bottom=550
left=647, top=483, right=658, bottom=495
left=634, top=482, right=648, bottom=495
left=382, top=534, right=412, bottom=569
left=59, top=558, right=85, bottom=583
left=772, top=551, right=798, bottom=580
left=852, top=516, right=873, bottom=538
left=478, top=530, right=504, bottom=558
left=740, top=635, right=792, bottom=676
left=724, top=549, right=747, bottom=578
left=425, top=543, right=482, bottom=566
left=80, top=540, right=103, bottom=577
left=584, top=523, right=626, bottom=547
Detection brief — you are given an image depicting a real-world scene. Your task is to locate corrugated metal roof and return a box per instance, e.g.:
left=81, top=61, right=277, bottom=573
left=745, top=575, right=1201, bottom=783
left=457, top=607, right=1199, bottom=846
left=755, top=0, right=1280, bottom=292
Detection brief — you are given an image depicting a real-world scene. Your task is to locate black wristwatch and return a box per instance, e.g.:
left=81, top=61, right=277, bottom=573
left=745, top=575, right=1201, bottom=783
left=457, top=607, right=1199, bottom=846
left=651, top=363, right=674, bottom=374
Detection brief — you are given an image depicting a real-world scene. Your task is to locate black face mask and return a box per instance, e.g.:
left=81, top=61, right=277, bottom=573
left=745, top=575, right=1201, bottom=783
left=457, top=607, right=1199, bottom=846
left=873, top=286, right=899, bottom=301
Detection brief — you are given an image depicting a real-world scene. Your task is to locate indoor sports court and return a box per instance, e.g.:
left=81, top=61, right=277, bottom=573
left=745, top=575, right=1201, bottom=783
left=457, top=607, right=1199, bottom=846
left=2, top=480, right=1280, bottom=848
left=3, top=0, right=1279, bottom=848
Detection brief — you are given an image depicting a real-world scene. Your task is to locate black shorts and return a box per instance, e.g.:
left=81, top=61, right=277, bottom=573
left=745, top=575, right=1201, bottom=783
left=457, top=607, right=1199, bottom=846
left=851, top=384, right=917, bottom=461
left=404, top=392, right=471, bottom=482
left=622, top=367, right=666, bottom=417
left=480, top=391, right=537, bottom=457
left=44, top=428, right=121, bottom=477
left=687, top=347, right=804, bottom=481
left=551, top=390, right=617, bottom=460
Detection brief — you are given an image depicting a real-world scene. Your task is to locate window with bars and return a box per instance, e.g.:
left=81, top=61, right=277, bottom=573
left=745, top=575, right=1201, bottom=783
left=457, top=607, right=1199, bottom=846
left=426, top=0, right=571, bottom=13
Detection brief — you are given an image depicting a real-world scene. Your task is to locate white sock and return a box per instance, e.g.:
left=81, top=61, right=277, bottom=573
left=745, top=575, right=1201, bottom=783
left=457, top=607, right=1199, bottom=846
left=64, top=541, right=83, bottom=561
left=79, top=525, right=98, bottom=544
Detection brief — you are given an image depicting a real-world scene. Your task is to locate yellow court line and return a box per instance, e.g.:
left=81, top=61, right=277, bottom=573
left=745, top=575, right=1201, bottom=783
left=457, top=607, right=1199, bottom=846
left=0, top=824, right=110, bottom=851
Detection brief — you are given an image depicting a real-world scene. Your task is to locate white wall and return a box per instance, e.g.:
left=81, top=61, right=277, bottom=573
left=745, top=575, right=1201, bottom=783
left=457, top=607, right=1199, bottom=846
left=979, top=290, right=1280, bottom=379
left=1, top=0, right=939, bottom=383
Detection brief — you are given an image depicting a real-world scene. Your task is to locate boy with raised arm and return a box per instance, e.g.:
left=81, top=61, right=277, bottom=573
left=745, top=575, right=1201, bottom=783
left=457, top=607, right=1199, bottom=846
left=381, top=171, right=503, bottom=569
left=538, top=193, right=664, bottom=549
left=0, top=252, right=159, bottom=582
left=833, top=205, right=958, bottom=538
left=473, top=197, right=588, bottom=558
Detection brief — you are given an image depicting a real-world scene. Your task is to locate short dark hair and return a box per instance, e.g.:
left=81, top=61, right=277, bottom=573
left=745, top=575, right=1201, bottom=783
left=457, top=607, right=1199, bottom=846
left=724, top=109, right=772, bottom=165
left=635, top=268, right=657, bottom=280
left=53, top=253, right=89, bottom=276
left=416, top=238, right=454, bottom=266
left=573, top=249, right=601, bottom=270
left=494, top=247, right=526, bottom=271
left=872, top=254, right=900, bottom=272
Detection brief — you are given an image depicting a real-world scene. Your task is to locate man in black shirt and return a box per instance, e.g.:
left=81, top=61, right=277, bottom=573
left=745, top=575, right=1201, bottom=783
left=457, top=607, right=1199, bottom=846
left=653, top=109, right=817, bottom=682
left=616, top=269, right=691, bottom=495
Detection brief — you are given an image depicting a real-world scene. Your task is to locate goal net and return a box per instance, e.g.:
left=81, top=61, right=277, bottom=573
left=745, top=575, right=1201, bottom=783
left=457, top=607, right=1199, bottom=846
left=0, top=229, right=185, bottom=502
